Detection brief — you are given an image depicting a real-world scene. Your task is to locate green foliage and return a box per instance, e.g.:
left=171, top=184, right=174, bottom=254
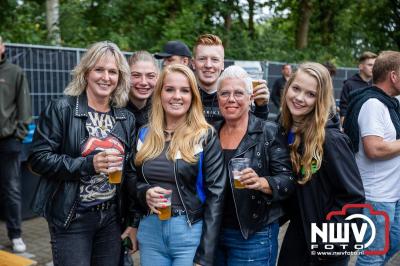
left=0, top=0, right=47, bottom=44
left=1, top=0, right=399, bottom=67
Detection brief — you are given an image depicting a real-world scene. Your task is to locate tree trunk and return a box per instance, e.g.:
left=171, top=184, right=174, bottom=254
left=46, top=0, right=61, bottom=45
left=296, top=0, right=313, bottom=49
left=248, top=0, right=255, bottom=39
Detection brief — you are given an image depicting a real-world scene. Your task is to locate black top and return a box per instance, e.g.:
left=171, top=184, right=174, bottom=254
left=271, top=76, right=287, bottom=109
left=126, top=100, right=151, bottom=129
left=142, top=141, right=183, bottom=209
left=221, top=149, right=240, bottom=229
left=78, top=107, right=119, bottom=209
left=339, top=73, right=372, bottom=117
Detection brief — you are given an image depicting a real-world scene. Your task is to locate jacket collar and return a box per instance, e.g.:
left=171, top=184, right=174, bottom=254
left=215, top=113, right=263, bottom=156
left=74, top=93, right=126, bottom=120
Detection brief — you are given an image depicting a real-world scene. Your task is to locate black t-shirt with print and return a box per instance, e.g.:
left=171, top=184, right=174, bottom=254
left=78, top=107, right=124, bottom=209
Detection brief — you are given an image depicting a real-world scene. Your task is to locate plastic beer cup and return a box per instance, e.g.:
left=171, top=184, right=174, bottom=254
left=158, top=192, right=172, bottom=220
left=252, top=80, right=262, bottom=91
left=108, top=166, right=123, bottom=184
left=230, top=158, right=251, bottom=189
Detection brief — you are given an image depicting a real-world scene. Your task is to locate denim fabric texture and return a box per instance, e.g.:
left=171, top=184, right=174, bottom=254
left=137, top=214, right=203, bottom=266
left=48, top=206, right=121, bottom=266
left=356, top=200, right=400, bottom=266
left=215, top=222, right=279, bottom=266
left=0, top=137, right=22, bottom=239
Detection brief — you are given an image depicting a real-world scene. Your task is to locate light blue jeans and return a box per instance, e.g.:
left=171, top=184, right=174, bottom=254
left=137, top=214, right=203, bottom=266
left=215, top=222, right=279, bottom=266
left=356, top=200, right=400, bottom=266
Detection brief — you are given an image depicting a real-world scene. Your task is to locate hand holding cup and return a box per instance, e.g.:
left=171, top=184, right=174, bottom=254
left=252, top=79, right=269, bottom=106
left=146, top=187, right=172, bottom=217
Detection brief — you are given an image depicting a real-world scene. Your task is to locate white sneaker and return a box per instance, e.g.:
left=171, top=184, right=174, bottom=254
left=11, top=238, right=26, bottom=253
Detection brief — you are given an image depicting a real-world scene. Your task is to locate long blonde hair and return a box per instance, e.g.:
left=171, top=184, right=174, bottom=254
left=280, top=62, right=333, bottom=184
left=64, top=41, right=130, bottom=107
left=135, top=64, right=211, bottom=165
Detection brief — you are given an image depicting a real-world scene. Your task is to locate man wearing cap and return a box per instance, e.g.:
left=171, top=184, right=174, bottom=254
left=154, top=40, right=191, bottom=67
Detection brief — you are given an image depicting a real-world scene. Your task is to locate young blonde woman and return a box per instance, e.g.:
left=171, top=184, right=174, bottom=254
left=277, top=62, right=365, bottom=266
left=132, top=64, right=225, bottom=266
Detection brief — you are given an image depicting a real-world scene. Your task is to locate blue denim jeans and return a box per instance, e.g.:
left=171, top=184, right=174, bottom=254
left=48, top=206, right=121, bottom=266
left=215, top=222, right=279, bottom=266
left=0, top=137, right=22, bottom=240
left=137, top=214, right=203, bottom=266
left=356, top=200, right=400, bottom=266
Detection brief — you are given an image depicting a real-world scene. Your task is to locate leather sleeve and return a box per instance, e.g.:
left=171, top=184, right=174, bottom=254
left=121, top=115, right=142, bottom=228
left=265, top=125, right=297, bottom=203
left=28, top=100, right=96, bottom=180
left=194, top=129, right=226, bottom=266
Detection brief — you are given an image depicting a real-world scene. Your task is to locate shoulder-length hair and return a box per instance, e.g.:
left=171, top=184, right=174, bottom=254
left=64, top=41, right=130, bottom=107
left=135, top=64, right=211, bottom=165
left=280, top=62, right=334, bottom=184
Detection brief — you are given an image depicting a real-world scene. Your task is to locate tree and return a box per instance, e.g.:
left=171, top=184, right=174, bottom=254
left=295, top=0, right=312, bottom=49
left=46, top=0, right=61, bottom=45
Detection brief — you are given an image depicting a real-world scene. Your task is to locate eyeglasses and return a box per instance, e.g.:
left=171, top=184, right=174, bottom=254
left=218, top=90, right=249, bottom=100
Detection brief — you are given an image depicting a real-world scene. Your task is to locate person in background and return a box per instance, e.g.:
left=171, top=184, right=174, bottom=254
left=154, top=40, right=192, bottom=67
left=0, top=35, right=32, bottom=253
left=323, top=61, right=337, bottom=78
left=343, top=51, right=400, bottom=266
left=278, top=62, right=365, bottom=266
left=271, top=63, right=292, bottom=110
left=29, top=41, right=138, bottom=266
left=126, top=51, right=159, bottom=129
left=192, top=34, right=270, bottom=125
left=214, top=65, right=295, bottom=266
left=339, top=51, right=377, bottom=125
left=133, top=64, right=225, bottom=266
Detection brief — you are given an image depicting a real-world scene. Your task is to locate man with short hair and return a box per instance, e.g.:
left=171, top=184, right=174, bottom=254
left=339, top=51, right=377, bottom=124
left=343, top=51, right=400, bottom=266
left=0, top=36, right=31, bottom=253
left=154, top=40, right=191, bottom=67
left=271, top=63, right=292, bottom=109
left=192, top=34, right=269, bottom=124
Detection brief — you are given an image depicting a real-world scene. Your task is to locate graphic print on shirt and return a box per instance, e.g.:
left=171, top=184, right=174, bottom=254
left=79, top=109, right=124, bottom=207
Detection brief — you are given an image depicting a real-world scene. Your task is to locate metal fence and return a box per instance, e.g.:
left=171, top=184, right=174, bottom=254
left=5, top=43, right=358, bottom=118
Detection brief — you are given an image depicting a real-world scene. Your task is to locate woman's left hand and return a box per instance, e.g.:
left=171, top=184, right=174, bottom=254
left=239, top=168, right=272, bottom=194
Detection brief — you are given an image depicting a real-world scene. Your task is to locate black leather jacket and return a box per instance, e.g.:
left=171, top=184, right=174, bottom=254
left=214, top=113, right=295, bottom=239
left=29, top=93, right=137, bottom=229
left=135, top=128, right=226, bottom=266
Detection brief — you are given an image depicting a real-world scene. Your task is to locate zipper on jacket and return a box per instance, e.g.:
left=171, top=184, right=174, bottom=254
left=229, top=146, right=256, bottom=238
left=141, top=161, right=152, bottom=216
left=63, top=198, right=79, bottom=228
left=173, top=161, right=191, bottom=227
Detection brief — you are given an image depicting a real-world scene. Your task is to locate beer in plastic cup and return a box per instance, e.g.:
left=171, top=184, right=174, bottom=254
left=252, top=80, right=262, bottom=91
left=108, top=167, right=122, bottom=184
left=230, top=158, right=251, bottom=189
left=158, top=192, right=172, bottom=220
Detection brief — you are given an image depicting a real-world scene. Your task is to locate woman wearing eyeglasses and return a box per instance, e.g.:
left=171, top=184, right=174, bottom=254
left=213, top=65, right=296, bottom=266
